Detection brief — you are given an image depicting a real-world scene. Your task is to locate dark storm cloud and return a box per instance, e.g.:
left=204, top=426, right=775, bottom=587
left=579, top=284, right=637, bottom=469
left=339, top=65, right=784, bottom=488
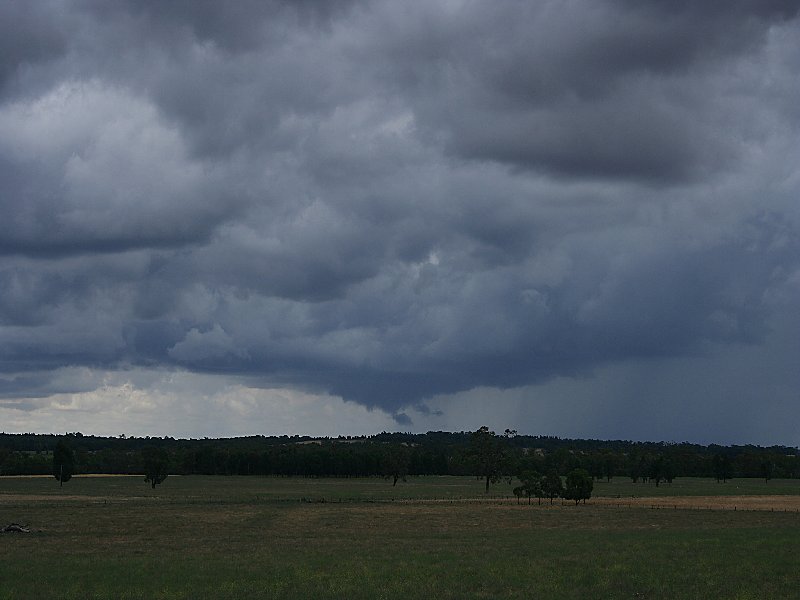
left=0, top=1, right=799, bottom=429
left=368, top=0, right=800, bottom=182
left=0, top=370, right=99, bottom=402
left=0, top=2, right=67, bottom=97
left=81, top=0, right=361, bottom=51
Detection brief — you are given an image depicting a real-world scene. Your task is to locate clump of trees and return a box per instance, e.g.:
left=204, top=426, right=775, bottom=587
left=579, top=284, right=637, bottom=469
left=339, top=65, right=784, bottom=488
left=473, top=429, right=593, bottom=506
left=563, top=469, right=593, bottom=505
left=542, top=471, right=565, bottom=504
left=514, top=471, right=544, bottom=505
left=0, top=430, right=796, bottom=486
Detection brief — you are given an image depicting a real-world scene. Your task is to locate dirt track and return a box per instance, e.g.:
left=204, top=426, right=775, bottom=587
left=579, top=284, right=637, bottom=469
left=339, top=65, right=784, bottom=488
left=591, top=495, right=800, bottom=512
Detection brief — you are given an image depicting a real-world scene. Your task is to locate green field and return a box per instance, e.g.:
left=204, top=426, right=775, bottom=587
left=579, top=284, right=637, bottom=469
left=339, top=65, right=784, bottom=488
left=3, top=474, right=798, bottom=502
left=593, top=476, right=800, bottom=498
left=1, top=476, right=799, bottom=599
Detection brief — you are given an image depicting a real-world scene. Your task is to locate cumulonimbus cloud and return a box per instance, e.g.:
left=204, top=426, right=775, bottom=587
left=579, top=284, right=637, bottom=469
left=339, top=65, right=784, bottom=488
left=0, top=0, right=798, bottom=422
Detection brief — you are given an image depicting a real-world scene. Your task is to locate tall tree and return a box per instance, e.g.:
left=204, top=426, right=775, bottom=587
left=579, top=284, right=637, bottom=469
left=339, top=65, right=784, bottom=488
left=542, top=470, right=564, bottom=505
left=468, top=426, right=512, bottom=492
left=381, top=444, right=411, bottom=487
left=518, top=470, right=543, bottom=505
left=602, top=452, right=617, bottom=482
left=760, top=460, right=774, bottom=484
left=629, top=454, right=642, bottom=483
left=142, top=447, right=169, bottom=489
left=563, top=468, right=593, bottom=505
left=52, top=439, right=74, bottom=487
left=648, top=455, right=665, bottom=487
left=713, top=454, right=732, bottom=483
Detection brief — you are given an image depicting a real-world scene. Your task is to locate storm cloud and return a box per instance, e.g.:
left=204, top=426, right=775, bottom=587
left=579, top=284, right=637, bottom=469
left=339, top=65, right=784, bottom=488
left=1, top=1, right=798, bottom=442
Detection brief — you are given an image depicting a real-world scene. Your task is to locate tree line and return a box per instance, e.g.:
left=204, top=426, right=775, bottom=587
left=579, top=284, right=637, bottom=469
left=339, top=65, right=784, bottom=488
left=1, top=429, right=798, bottom=486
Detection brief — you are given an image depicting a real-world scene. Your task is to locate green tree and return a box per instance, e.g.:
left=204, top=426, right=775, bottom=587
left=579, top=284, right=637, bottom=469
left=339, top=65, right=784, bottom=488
left=649, top=455, right=665, bottom=487
left=550, top=447, right=580, bottom=474
left=52, top=439, right=74, bottom=487
left=468, top=426, right=512, bottom=493
left=381, top=444, right=410, bottom=487
left=602, top=452, right=617, bottom=482
left=563, top=468, right=593, bottom=505
left=663, top=456, right=676, bottom=484
left=760, top=459, right=774, bottom=484
left=629, top=454, right=642, bottom=483
left=519, top=470, right=543, bottom=505
left=587, top=452, right=604, bottom=481
left=542, top=470, right=564, bottom=505
left=638, top=456, right=650, bottom=483
left=713, top=453, right=732, bottom=483
left=142, top=447, right=169, bottom=489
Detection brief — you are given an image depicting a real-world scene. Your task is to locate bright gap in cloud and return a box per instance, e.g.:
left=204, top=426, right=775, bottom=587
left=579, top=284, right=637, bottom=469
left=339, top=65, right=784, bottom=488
left=0, top=368, right=400, bottom=438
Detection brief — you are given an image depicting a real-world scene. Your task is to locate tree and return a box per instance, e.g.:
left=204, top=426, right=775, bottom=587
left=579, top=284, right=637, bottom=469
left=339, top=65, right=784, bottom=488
left=602, top=452, right=617, bottom=482
left=563, top=468, right=593, bottom=505
left=663, top=457, right=675, bottom=484
left=587, top=453, right=604, bottom=481
left=142, top=447, right=169, bottom=489
left=760, top=459, right=774, bottom=484
left=53, top=439, right=74, bottom=487
left=381, top=444, right=410, bottom=487
left=542, top=470, right=564, bottom=505
left=713, top=453, right=732, bottom=483
left=468, top=426, right=512, bottom=493
left=638, top=456, right=650, bottom=483
left=629, top=455, right=642, bottom=483
left=550, top=447, right=580, bottom=474
left=648, top=455, right=665, bottom=487
left=519, top=470, right=543, bottom=505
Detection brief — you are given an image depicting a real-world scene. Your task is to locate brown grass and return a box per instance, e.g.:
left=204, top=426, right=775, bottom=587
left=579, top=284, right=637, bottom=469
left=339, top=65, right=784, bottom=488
left=590, top=495, right=800, bottom=511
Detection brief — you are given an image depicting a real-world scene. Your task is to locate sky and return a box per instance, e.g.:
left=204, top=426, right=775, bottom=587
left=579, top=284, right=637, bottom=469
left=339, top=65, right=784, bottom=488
left=0, top=0, right=799, bottom=445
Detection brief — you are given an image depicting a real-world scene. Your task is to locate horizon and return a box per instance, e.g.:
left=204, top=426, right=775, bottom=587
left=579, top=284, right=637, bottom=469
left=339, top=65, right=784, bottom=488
left=3, top=428, right=798, bottom=451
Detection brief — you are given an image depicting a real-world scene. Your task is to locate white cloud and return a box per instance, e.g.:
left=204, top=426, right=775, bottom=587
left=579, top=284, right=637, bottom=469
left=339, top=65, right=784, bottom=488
left=0, top=368, right=399, bottom=438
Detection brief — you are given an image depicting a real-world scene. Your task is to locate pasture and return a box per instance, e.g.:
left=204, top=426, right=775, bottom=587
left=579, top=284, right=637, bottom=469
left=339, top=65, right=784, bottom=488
left=1, top=476, right=799, bottom=599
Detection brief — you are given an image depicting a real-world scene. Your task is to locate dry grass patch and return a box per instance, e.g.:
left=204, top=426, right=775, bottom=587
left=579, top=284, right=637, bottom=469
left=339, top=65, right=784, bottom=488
left=591, top=494, right=800, bottom=511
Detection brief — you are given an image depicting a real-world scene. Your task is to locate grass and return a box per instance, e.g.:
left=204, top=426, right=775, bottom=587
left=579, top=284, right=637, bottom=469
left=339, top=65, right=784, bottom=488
left=1, top=474, right=497, bottom=502
left=592, top=476, right=800, bottom=498
left=1, top=476, right=799, bottom=599
left=3, top=474, right=797, bottom=502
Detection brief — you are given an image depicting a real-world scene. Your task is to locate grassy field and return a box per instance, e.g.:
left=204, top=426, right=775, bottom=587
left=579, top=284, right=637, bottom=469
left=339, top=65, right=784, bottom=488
left=3, top=474, right=798, bottom=502
left=1, top=476, right=799, bottom=599
left=592, top=476, right=800, bottom=498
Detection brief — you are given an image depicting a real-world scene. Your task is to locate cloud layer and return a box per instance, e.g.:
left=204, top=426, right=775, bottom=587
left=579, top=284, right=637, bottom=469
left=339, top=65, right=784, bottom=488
left=1, top=1, right=799, bottom=441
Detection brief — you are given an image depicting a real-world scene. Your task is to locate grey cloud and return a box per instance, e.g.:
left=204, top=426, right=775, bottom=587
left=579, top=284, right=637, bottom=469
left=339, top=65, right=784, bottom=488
left=615, top=0, right=800, bottom=20
left=140, top=207, right=794, bottom=412
left=0, top=368, right=106, bottom=401
left=68, top=0, right=368, bottom=161
left=0, top=1, right=798, bottom=439
left=369, top=1, right=799, bottom=182
left=0, top=2, right=67, bottom=96
left=0, top=81, right=246, bottom=257
left=79, top=0, right=360, bottom=52
left=169, top=324, right=249, bottom=363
